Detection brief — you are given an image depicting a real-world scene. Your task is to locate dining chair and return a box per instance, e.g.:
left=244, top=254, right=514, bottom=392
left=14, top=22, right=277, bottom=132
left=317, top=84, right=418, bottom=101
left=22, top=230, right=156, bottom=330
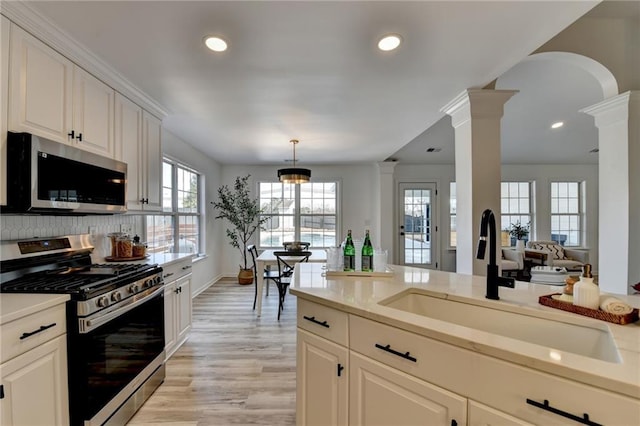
left=247, top=245, right=279, bottom=310
left=273, top=250, right=311, bottom=320
left=283, top=241, right=311, bottom=251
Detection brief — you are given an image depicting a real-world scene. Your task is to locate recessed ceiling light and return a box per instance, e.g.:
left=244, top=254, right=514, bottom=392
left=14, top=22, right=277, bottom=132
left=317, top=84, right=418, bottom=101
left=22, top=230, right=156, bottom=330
left=551, top=121, right=564, bottom=129
left=204, top=36, right=228, bottom=52
left=378, top=34, right=402, bottom=51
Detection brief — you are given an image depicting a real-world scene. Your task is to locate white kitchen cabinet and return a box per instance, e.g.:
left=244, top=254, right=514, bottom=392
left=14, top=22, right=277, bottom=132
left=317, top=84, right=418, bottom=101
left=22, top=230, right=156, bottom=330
left=350, top=351, right=467, bottom=426
left=71, top=66, right=115, bottom=157
left=9, top=24, right=73, bottom=144
left=1, top=15, right=9, bottom=206
left=122, top=106, right=162, bottom=212
left=297, top=299, right=640, bottom=426
left=163, top=257, right=193, bottom=359
left=0, top=336, right=68, bottom=426
left=296, top=300, right=349, bottom=426
left=468, top=400, right=534, bottom=426
left=115, top=93, right=142, bottom=195
left=297, top=329, right=349, bottom=426
left=8, top=24, right=116, bottom=158
left=0, top=298, right=69, bottom=426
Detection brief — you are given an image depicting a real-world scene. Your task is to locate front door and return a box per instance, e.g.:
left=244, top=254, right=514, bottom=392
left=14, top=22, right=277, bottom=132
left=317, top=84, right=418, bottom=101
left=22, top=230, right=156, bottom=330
left=398, top=183, right=438, bottom=269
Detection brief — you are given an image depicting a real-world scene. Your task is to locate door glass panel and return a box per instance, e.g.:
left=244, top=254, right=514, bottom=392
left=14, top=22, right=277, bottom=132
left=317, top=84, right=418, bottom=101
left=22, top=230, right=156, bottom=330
left=399, top=184, right=436, bottom=268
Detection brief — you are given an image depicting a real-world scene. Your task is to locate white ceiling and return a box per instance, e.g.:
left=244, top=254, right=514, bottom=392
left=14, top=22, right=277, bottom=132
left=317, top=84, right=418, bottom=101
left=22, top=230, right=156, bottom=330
left=19, top=1, right=607, bottom=166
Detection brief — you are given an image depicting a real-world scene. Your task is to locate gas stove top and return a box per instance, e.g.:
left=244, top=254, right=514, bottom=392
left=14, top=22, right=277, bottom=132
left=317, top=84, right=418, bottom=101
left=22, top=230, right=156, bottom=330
left=0, top=235, right=163, bottom=316
left=0, top=262, right=160, bottom=299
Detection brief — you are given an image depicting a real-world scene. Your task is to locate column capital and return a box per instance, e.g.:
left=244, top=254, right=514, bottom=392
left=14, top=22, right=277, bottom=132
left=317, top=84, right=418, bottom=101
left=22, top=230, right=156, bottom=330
left=376, top=161, right=398, bottom=175
left=441, top=89, right=519, bottom=127
left=581, top=91, right=640, bottom=127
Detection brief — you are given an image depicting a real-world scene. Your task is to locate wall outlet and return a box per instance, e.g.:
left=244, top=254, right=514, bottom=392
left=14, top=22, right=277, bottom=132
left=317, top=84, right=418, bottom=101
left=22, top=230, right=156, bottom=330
left=120, top=224, right=133, bottom=234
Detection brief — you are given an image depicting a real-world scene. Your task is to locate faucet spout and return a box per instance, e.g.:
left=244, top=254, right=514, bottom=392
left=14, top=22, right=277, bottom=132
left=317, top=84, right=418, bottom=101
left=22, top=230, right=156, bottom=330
left=477, top=208, right=515, bottom=300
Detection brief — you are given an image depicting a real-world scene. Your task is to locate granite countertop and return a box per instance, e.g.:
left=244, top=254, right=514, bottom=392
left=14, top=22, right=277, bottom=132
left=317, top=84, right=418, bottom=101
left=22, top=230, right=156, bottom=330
left=289, top=263, right=640, bottom=399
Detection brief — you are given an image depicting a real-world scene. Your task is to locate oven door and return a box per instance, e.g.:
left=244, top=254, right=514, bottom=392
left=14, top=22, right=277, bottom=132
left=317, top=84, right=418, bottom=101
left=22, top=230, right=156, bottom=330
left=67, top=286, right=165, bottom=426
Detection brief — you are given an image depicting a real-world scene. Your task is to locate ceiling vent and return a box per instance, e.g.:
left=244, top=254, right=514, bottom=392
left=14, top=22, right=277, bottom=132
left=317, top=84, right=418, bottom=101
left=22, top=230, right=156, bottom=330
left=589, top=148, right=599, bottom=153
left=426, top=147, right=442, bottom=153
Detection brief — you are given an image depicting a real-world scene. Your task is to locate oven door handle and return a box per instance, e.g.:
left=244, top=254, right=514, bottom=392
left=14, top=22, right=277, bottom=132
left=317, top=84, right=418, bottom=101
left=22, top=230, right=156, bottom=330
left=79, top=285, right=164, bottom=334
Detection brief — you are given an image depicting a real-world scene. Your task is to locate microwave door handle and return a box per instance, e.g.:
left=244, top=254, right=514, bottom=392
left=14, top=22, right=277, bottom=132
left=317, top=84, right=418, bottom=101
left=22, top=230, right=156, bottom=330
left=79, top=285, right=163, bottom=334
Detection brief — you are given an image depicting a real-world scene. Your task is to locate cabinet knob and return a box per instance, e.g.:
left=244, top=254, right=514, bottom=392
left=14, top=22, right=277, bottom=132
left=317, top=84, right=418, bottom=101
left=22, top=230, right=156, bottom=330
left=68, top=130, right=75, bottom=139
left=76, top=132, right=83, bottom=141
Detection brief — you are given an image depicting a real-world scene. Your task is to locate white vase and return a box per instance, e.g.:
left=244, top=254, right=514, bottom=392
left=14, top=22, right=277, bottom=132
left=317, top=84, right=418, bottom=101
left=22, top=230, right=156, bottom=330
left=515, top=240, right=525, bottom=252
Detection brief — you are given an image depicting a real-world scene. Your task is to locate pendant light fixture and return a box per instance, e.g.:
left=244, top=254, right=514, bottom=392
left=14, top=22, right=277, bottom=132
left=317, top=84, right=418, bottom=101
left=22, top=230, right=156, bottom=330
left=278, top=139, right=311, bottom=184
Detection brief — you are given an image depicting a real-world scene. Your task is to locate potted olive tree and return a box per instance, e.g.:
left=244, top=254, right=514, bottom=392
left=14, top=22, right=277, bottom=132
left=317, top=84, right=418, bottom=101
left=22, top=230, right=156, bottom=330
left=212, top=175, right=268, bottom=284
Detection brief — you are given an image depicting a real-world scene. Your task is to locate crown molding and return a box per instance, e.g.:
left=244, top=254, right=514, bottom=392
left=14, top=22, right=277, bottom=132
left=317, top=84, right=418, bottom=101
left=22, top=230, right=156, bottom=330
left=1, top=1, right=168, bottom=119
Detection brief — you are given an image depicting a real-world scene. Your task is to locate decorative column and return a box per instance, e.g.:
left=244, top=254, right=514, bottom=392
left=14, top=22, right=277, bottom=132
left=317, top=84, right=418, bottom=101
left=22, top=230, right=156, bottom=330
left=582, top=91, right=639, bottom=295
left=376, top=161, right=397, bottom=262
left=442, top=89, right=517, bottom=275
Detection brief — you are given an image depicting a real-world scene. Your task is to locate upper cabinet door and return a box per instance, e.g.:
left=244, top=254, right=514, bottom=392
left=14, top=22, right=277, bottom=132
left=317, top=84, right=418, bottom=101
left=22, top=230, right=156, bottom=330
left=116, top=93, right=144, bottom=210
left=72, top=67, right=115, bottom=157
left=9, top=24, right=73, bottom=143
left=142, top=111, right=162, bottom=212
left=1, top=16, right=10, bottom=206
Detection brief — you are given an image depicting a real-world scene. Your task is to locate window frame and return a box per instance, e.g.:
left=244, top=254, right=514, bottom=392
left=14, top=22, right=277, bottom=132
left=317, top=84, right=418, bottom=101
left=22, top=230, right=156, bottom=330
left=257, top=179, right=340, bottom=249
left=501, top=181, right=532, bottom=246
left=144, top=157, right=203, bottom=256
left=550, top=181, right=582, bottom=247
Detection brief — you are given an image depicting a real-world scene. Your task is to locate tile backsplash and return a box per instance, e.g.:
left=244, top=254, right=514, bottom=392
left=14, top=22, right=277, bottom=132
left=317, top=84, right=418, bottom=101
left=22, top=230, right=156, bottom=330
left=0, top=214, right=143, bottom=258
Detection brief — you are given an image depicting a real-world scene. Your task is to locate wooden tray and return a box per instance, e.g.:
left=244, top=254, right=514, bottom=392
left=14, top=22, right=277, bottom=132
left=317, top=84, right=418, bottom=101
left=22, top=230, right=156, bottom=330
left=105, top=255, right=149, bottom=262
left=539, top=293, right=639, bottom=325
left=324, top=268, right=394, bottom=278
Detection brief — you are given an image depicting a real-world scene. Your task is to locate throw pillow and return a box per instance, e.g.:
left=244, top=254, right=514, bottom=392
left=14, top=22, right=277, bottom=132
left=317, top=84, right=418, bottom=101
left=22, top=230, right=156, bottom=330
left=532, top=243, right=567, bottom=260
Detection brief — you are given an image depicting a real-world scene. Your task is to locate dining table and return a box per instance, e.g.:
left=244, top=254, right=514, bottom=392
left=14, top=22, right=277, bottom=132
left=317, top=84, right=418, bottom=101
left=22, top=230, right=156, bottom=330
left=255, top=248, right=327, bottom=317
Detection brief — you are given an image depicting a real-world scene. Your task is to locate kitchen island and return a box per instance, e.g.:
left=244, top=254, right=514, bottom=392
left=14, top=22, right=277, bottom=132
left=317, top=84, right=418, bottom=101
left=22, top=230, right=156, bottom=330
left=290, top=263, right=640, bottom=426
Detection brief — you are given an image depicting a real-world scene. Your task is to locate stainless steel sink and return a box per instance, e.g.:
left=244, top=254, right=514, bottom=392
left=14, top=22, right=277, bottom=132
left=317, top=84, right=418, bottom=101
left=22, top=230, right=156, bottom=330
left=380, top=290, right=621, bottom=363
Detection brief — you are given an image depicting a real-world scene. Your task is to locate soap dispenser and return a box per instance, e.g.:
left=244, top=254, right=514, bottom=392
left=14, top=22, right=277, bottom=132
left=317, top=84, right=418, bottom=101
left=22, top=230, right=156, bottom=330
left=573, top=264, right=599, bottom=309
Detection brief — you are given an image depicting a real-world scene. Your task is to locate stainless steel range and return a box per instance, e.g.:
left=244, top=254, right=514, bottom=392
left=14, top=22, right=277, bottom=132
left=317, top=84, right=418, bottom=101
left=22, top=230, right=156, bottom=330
left=0, top=235, right=165, bottom=426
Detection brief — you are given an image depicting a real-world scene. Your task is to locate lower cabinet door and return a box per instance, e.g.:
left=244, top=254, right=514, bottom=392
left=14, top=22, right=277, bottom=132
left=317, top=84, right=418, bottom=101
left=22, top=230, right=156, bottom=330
left=349, top=351, right=467, bottom=426
left=469, top=400, right=535, bottom=426
left=296, top=329, right=348, bottom=426
left=0, top=335, right=69, bottom=426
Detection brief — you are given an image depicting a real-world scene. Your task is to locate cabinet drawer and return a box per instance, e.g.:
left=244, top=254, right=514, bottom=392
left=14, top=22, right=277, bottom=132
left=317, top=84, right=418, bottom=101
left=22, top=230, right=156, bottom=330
left=349, top=314, right=453, bottom=383
left=1, top=304, right=66, bottom=363
left=350, top=315, right=640, bottom=426
left=466, top=353, right=640, bottom=426
left=297, top=299, right=348, bottom=346
left=162, top=257, right=193, bottom=282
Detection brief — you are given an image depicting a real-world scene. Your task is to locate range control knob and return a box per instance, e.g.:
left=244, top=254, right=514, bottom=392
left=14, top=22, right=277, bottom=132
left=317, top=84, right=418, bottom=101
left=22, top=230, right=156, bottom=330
left=154, top=276, right=162, bottom=285
left=96, top=296, right=110, bottom=308
left=110, top=292, right=122, bottom=303
left=128, top=284, right=139, bottom=294
left=144, top=279, right=153, bottom=288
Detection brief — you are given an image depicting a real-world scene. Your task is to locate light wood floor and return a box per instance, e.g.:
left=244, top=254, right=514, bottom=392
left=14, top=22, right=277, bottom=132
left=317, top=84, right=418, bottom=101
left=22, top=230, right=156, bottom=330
left=128, top=280, right=297, bottom=425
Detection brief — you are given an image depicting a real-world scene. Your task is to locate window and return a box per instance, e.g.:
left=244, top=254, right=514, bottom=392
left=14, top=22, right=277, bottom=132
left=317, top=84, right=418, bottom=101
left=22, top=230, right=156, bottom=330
left=551, top=182, right=581, bottom=246
left=450, top=182, right=532, bottom=247
left=146, top=159, right=202, bottom=255
left=501, top=182, right=531, bottom=245
left=259, top=181, right=337, bottom=248
left=449, top=182, right=457, bottom=248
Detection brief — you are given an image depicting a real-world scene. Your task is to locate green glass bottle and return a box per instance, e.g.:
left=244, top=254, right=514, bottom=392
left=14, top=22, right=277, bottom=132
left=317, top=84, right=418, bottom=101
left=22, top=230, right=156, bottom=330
left=343, top=229, right=355, bottom=271
left=361, top=229, right=374, bottom=272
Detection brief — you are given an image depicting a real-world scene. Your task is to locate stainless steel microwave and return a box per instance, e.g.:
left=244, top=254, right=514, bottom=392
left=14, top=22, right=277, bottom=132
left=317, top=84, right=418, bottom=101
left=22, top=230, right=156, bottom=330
left=3, top=132, right=127, bottom=214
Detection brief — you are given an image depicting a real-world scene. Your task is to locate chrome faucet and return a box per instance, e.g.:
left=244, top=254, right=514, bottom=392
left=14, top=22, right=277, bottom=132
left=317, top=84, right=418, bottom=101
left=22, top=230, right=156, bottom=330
left=476, top=209, right=515, bottom=300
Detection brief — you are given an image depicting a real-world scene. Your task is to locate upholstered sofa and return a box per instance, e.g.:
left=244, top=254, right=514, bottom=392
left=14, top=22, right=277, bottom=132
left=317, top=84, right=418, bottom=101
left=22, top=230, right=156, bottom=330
left=525, top=240, right=589, bottom=272
left=501, top=248, right=524, bottom=278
